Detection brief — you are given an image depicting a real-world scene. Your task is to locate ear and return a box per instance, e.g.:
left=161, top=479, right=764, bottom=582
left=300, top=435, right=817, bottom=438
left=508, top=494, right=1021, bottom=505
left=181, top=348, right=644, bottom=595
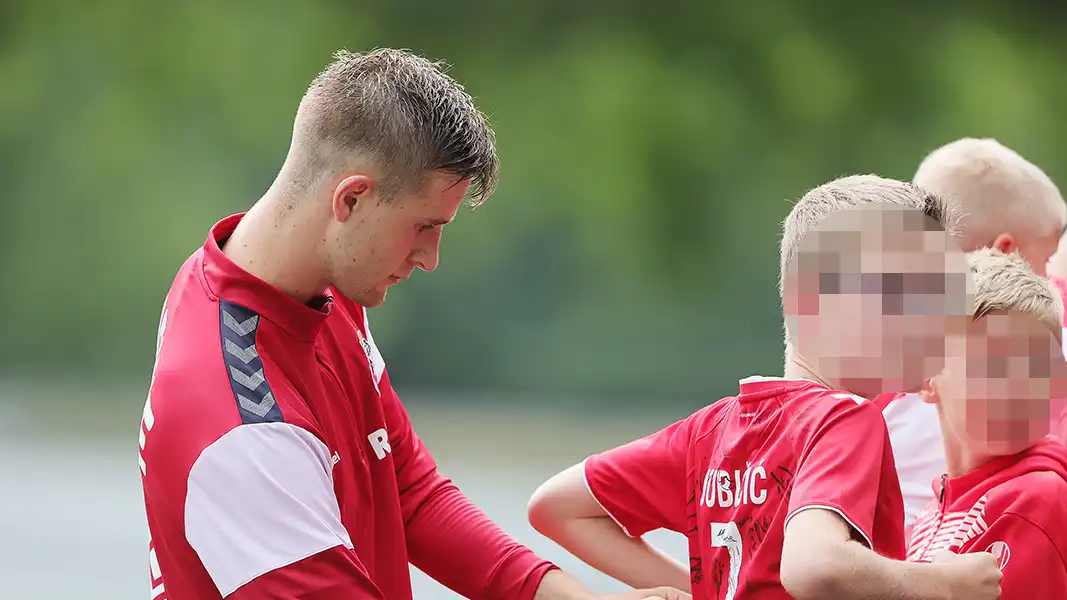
left=331, top=175, right=376, bottom=222
left=918, top=377, right=940, bottom=405
left=991, top=233, right=1016, bottom=254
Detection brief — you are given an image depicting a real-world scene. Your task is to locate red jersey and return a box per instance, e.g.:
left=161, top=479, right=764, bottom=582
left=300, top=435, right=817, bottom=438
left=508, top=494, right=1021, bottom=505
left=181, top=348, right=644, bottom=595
left=138, top=214, right=555, bottom=599
left=907, top=437, right=1067, bottom=599
left=584, top=377, right=905, bottom=600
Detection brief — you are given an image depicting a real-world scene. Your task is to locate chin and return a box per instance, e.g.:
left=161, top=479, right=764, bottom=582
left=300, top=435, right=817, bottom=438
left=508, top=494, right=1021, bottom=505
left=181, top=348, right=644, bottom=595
left=334, top=286, right=387, bottom=308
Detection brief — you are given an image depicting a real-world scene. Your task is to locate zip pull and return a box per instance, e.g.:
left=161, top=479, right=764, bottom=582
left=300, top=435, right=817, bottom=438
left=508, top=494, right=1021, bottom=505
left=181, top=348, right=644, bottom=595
left=938, top=474, right=948, bottom=506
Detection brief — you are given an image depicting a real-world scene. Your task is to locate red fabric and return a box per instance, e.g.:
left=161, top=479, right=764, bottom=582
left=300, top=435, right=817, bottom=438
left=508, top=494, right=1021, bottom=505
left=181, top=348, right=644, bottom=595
left=907, top=437, right=1067, bottom=599
left=872, top=392, right=904, bottom=411
left=230, top=548, right=384, bottom=599
left=585, top=377, right=904, bottom=600
left=141, top=214, right=554, bottom=600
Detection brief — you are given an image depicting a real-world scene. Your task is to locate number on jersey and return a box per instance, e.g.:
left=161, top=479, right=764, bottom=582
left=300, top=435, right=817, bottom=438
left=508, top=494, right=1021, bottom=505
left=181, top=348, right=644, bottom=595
left=711, top=521, right=742, bottom=600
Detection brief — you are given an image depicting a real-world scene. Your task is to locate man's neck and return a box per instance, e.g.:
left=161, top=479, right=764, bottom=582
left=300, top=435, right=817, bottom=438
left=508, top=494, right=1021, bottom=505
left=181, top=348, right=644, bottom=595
left=223, top=196, right=328, bottom=304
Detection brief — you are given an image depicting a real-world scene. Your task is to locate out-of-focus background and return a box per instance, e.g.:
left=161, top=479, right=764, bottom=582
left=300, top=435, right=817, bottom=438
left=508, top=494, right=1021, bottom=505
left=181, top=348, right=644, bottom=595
left=2, top=2, right=1066, bottom=598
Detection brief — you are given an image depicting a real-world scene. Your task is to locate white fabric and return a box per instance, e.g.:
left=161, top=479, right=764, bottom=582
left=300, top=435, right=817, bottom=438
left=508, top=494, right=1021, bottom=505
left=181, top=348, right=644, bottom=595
left=881, top=394, right=946, bottom=527
left=185, top=422, right=352, bottom=597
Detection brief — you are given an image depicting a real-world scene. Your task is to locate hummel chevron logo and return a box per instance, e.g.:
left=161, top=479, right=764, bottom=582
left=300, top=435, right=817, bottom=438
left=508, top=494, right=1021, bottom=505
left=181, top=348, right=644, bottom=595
left=223, top=312, right=259, bottom=337
left=238, top=392, right=276, bottom=418
left=224, top=338, right=259, bottom=364
left=229, top=366, right=265, bottom=391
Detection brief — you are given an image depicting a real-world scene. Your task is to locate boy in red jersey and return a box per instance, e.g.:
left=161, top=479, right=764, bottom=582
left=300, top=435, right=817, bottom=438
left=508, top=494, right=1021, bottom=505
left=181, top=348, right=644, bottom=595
left=528, top=175, right=1004, bottom=600
left=907, top=248, right=1067, bottom=598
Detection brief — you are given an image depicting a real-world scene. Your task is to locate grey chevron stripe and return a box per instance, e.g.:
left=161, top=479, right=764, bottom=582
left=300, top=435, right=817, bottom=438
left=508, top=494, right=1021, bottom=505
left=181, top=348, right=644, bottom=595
left=229, top=366, right=265, bottom=391
left=223, top=312, right=259, bottom=337
left=224, top=338, right=259, bottom=364
left=238, top=392, right=276, bottom=418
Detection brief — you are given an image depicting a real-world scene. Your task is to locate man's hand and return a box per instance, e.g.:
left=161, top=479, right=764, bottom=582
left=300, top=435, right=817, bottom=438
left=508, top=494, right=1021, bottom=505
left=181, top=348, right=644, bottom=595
left=602, top=586, right=691, bottom=600
left=930, top=551, right=1002, bottom=600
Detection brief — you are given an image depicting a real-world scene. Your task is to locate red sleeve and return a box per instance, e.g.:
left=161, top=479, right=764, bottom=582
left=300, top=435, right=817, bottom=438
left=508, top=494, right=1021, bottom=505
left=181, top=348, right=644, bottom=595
left=961, top=513, right=1067, bottom=600
left=786, top=398, right=892, bottom=549
left=229, top=547, right=384, bottom=599
left=380, top=372, right=557, bottom=600
left=583, top=412, right=697, bottom=538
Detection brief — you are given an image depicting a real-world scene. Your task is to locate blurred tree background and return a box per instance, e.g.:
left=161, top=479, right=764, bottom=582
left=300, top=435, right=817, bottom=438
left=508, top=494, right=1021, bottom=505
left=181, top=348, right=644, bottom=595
left=3, top=0, right=1065, bottom=408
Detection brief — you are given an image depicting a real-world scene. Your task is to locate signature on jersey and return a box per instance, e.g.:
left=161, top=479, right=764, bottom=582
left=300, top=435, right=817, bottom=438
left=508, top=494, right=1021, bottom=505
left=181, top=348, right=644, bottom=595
left=769, top=465, right=794, bottom=497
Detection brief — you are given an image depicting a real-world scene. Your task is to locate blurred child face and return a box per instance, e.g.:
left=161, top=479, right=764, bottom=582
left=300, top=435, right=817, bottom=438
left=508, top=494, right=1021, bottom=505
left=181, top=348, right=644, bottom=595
left=929, top=311, right=1061, bottom=456
left=786, top=205, right=971, bottom=398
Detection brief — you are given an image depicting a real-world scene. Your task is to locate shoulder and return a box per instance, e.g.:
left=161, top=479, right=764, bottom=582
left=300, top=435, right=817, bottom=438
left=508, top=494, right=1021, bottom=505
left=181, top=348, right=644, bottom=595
left=788, top=385, right=879, bottom=424
left=142, top=298, right=320, bottom=482
left=184, top=422, right=352, bottom=597
left=990, top=471, right=1067, bottom=521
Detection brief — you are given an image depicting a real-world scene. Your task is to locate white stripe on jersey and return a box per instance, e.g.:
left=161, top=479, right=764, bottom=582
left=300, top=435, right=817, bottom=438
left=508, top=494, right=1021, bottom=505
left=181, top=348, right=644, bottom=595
left=907, top=495, right=989, bottom=561
left=185, top=422, right=353, bottom=597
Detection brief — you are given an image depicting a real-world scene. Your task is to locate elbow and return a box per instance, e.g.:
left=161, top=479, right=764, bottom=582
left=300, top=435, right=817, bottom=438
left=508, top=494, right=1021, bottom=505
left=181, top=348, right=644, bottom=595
left=780, top=546, right=844, bottom=600
left=526, top=482, right=563, bottom=538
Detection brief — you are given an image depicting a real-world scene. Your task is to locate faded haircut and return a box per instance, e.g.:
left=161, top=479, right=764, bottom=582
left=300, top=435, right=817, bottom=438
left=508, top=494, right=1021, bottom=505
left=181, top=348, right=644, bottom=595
left=291, top=48, right=499, bottom=205
left=914, top=138, right=1066, bottom=248
left=779, top=174, right=958, bottom=297
left=969, top=247, right=1064, bottom=344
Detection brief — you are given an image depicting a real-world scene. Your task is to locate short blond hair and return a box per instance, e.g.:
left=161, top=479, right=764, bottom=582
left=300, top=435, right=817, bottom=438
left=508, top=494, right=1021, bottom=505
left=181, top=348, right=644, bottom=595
left=914, top=138, right=1065, bottom=249
left=779, top=174, right=956, bottom=296
left=968, top=247, right=1063, bottom=344
left=290, top=48, right=499, bottom=204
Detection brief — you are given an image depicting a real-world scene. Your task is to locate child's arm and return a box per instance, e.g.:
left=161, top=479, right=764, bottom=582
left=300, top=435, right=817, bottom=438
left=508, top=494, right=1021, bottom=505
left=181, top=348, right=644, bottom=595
left=962, top=511, right=1067, bottom=600
left=780, top=400, right=1002, bottom=600
left=783, top=508, right=1002, bottom=600
left=528, top=464, right=691, bottom=591
left=528, top=415, right=698, bottom=592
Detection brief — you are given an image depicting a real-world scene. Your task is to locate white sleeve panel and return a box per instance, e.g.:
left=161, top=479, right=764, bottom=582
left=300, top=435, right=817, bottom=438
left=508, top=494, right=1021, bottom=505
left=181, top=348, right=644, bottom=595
left=185, top=422, right=353, bottom=597
left=881, top=393, right=946, bottom=527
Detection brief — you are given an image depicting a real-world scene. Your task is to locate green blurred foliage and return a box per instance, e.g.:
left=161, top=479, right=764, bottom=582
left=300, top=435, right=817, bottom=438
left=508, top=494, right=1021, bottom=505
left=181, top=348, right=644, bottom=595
left=2, top=1, right=1066, bottom=404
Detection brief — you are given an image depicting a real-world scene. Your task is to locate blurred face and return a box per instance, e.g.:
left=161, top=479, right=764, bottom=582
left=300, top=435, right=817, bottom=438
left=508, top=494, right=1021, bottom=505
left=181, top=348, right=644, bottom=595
left=322, top=171, right=469, bottom=307
left=928, top=311, right=1061, bottom=456
left=786, top=205, right=971, bottom=398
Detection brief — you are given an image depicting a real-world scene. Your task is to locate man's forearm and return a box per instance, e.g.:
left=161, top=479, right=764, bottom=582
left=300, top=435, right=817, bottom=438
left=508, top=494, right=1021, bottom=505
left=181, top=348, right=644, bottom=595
left=405, top=478, right=557, bottom=600
left=804, top=541, right=951, bottom=600
left=532, top=570, right=597, bottom=600
left=548, top=517, right=691, bottom=592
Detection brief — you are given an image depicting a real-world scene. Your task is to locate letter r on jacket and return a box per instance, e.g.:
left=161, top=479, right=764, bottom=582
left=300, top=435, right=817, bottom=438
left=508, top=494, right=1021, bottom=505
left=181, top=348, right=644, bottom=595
left=368, top=428, right=391, bottom=460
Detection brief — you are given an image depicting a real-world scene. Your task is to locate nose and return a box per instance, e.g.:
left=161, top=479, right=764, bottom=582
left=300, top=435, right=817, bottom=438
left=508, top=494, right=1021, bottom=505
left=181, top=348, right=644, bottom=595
left=413, top=232, right=442, bottom=273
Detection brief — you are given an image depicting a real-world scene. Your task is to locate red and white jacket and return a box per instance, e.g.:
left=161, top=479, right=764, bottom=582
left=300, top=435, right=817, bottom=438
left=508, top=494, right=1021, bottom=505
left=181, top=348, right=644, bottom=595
left=139, top=214, right=556, bottom=599
left=907, top=437, right=1067, bottom=599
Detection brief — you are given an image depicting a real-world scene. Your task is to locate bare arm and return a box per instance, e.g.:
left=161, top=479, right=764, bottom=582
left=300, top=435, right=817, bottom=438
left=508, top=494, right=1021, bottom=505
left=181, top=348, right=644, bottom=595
left=781, top=509, right=1001, bottom=600
left=528, top=463, right=692, bottom=593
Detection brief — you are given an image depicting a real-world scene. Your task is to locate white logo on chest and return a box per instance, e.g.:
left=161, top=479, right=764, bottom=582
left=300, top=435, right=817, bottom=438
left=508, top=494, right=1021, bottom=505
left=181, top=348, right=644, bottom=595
left=367, top=428, right=391, bottom=460
left=357, top=328, right=385, bottom=393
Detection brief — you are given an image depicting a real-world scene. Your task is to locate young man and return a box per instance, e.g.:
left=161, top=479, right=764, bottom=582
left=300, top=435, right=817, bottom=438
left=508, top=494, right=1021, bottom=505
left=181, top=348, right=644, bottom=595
left=138, top=49, right=686, bottom=600
left=880, top=138, right=1067, bottom=529
left=907, top=248, right=1067, bottom=598
left=527, top=175, right=1003, bottom=600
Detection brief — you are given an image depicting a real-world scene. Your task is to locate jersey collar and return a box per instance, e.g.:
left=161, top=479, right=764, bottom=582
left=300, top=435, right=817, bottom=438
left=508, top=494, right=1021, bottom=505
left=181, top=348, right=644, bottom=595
left=201, top=213, right=330, bottom=342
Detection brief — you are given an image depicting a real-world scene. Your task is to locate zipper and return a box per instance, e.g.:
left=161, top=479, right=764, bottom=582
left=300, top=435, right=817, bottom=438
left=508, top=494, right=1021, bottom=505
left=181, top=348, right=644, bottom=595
left=923, top=473, right=949, bottom=560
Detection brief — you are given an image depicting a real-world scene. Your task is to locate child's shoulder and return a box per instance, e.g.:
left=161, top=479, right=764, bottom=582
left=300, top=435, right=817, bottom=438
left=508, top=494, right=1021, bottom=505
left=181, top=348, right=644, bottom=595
left=988, top=470, right=1067, bottom=524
